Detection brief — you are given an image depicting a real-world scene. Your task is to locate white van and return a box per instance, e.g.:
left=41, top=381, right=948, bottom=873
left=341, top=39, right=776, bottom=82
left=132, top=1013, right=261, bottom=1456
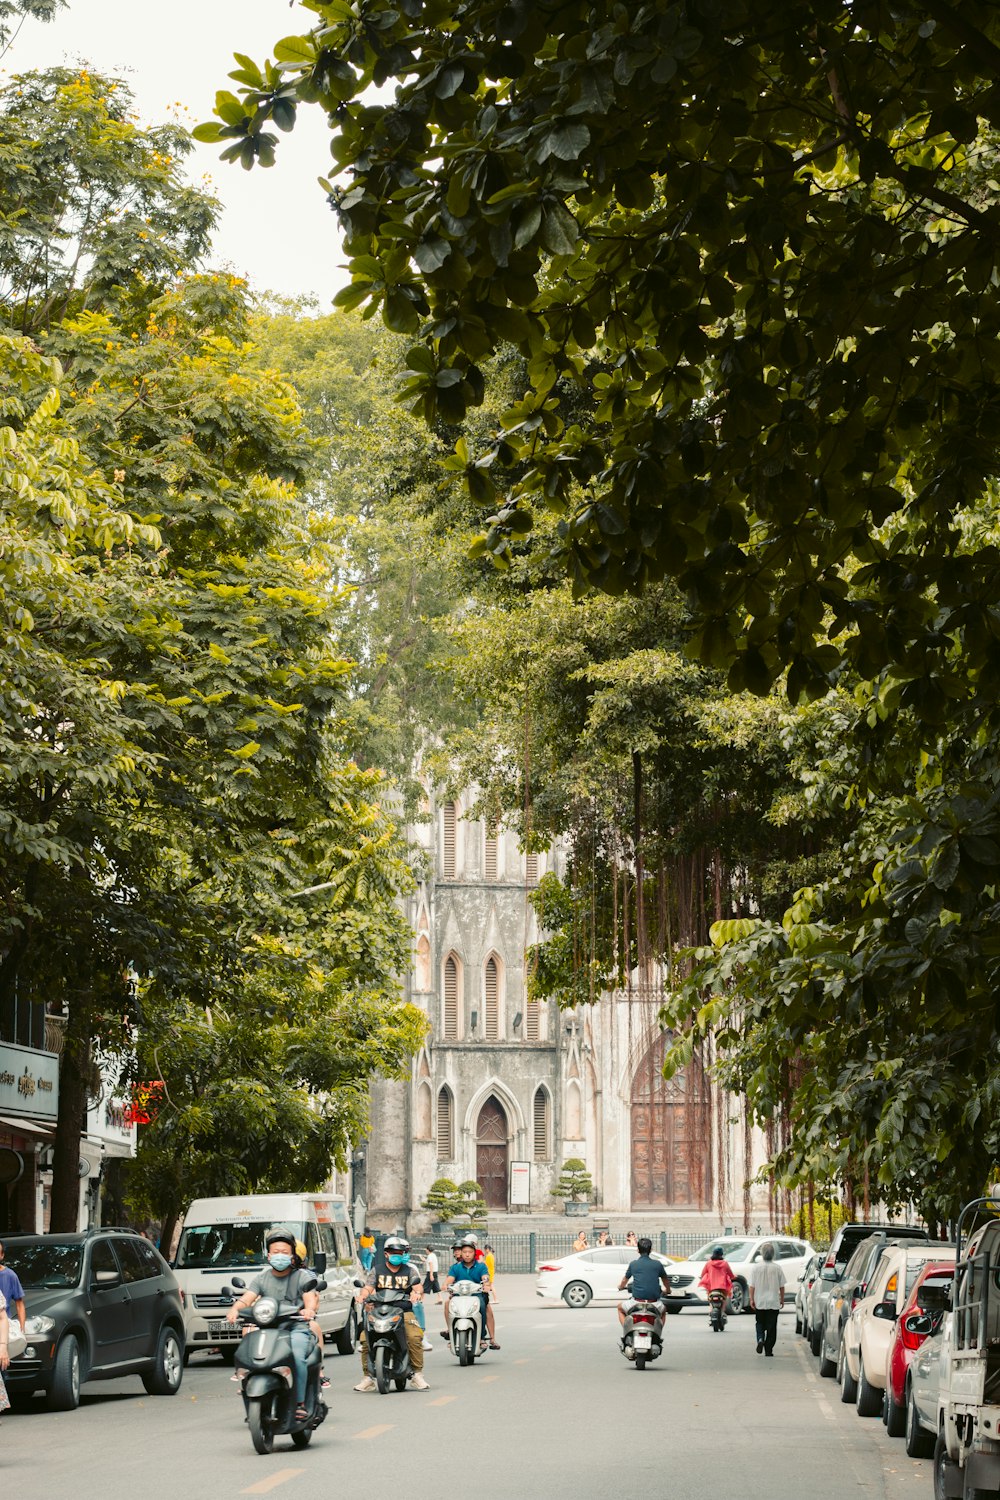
left=173, top=1193, right=360, bottom=1360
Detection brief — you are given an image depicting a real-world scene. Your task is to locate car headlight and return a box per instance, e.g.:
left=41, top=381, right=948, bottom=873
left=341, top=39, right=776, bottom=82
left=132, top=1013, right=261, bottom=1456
left=25, top=1316, right=55, bottom=1335
left=253, top=1298, right=278, bottom=1327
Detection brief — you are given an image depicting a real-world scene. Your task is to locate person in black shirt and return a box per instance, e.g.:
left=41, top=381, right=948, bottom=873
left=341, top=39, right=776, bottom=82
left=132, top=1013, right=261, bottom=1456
left=617, top=1237, right=671, bottom=1329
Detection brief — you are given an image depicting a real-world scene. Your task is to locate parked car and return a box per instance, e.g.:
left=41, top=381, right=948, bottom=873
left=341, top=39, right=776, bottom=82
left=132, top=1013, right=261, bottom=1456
left=935, top=1199, right=1000, bottom=1498
left=2, top=1229, right=186, bottom=1410
left=841, top=1244, right=955, bottom=1417
left=661, top=1236, right=814, bottom=1314
left=818, top=1229, right=931, bottom=1384
left=882, top=1260, right=954, bottom=1437
left=906, top=1308, right=951, bottom=1457
left=536, top=1246, right=671, bottom=1308
left=807, top=1221, right=931, bottom=1359
left=795, top=1252, right=823, bottom=1339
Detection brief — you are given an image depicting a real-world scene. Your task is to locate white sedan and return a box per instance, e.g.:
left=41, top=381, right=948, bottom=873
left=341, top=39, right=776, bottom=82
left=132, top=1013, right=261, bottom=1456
left=662, top=1236, right=815, bottom=1314
left=535, top=1246, right=672, bottom=1308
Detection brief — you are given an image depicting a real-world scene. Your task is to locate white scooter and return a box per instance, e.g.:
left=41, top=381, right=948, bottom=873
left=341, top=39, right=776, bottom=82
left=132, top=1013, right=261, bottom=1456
left=449, top=1279, right=487, bottom=1366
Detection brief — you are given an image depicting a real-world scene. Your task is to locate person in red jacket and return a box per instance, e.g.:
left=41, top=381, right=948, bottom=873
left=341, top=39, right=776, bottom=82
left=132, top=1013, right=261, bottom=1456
left=698, top=1246, right=736, bottom=1301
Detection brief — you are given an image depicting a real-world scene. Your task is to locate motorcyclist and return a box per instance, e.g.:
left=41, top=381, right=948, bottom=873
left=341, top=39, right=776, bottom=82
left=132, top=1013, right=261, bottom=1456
left=617, top=1236, right=671, bottom=1329
left=354, top=1234, right=429, bottom=1392
left=698, top=1245, right=735, bottom=1304
left=443, top=1234, right=499, bottom=1349
left=226, top=1226, right=319, bottom=1422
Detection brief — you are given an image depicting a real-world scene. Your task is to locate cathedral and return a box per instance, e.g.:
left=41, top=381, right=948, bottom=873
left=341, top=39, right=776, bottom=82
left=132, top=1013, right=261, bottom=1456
left=365, top=791, right=779, bottom=1233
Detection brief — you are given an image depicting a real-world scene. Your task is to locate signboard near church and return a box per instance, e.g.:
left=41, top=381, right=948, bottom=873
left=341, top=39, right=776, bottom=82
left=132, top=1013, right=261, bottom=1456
left=509, top=1160, right=530, bottom=1206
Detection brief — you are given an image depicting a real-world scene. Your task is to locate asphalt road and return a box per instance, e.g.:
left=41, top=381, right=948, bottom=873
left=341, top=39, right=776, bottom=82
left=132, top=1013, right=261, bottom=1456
left=1, top=1279, right=934, bottom=1500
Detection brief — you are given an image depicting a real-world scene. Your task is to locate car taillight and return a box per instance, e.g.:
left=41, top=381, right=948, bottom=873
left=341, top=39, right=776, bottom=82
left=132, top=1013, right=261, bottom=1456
left=538, top=1264, right=561, bottom=1272
left=824, top=1254, right=836, bottom=1269
left=900, top=1323, right=925, bottom=1351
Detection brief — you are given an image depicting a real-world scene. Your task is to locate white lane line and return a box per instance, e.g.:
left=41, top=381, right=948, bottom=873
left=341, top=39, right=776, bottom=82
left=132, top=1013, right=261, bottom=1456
left=241, top=1470, right=306, bottom=1495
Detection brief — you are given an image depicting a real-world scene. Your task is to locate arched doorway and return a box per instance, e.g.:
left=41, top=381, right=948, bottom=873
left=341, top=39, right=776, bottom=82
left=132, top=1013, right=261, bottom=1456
left=630, top=1035, right=712, bottom=1209
left=476, top=1095, right=509, bottom=1208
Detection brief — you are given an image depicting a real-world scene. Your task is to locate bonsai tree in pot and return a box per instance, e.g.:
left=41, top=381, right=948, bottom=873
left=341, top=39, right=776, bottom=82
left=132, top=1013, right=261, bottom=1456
left=422, top=1177, right=463, bottom=1230
left=551, top=1158, right=593, bottom=1216
left=456, top=1179, right=489, bottom=1226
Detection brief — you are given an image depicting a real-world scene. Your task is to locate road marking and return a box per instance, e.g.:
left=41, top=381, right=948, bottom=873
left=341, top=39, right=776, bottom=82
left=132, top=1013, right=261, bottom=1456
left=540, top=1344, right=555, bottom=1352
left=513, top=1358, right=531, bottom=1365
left=241, top=1471, right=305, bottom=1495
left=353, top=1424, right=394, bottom=1440
left=429, top=1396, right=456, bottom=1406
left=479, top=1374, right=499, bottom=1383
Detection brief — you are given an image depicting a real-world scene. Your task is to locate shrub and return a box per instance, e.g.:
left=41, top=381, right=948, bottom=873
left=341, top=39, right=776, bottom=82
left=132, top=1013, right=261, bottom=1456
left=551, top=1158, right=593, bottom=1202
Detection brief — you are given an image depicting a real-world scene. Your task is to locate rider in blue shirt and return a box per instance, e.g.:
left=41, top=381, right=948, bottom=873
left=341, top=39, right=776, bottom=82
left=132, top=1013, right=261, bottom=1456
left=617, top=1237, right=671, bottom=1331
left=443, top=1236, right=499, bottom=1349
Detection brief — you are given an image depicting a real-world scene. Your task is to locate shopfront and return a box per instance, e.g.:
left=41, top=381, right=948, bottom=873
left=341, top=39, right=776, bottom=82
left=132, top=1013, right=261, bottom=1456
left=0, top=1041, right=59, bottom=1232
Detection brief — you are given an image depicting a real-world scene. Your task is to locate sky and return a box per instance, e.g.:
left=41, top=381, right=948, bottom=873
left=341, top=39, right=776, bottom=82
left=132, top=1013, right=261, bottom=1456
left=3, top=0, right=344, bottom=304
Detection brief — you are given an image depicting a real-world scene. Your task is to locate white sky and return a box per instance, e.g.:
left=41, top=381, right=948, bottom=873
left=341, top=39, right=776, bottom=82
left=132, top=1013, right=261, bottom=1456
left=3, top=0, right=343, bottom=304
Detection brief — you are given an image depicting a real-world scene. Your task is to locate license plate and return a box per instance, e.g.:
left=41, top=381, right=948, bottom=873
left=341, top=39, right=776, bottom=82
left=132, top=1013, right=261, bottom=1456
left=634, top=1333, right=652, bottom=1348
left=208, top=1322, right=236, bottom=1338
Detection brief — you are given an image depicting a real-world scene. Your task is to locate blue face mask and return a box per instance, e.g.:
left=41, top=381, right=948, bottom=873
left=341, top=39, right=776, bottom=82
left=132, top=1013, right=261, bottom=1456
left=387, top=1254, right=405, bottom=1267
left=269, top=1252, right=292, bottom=1272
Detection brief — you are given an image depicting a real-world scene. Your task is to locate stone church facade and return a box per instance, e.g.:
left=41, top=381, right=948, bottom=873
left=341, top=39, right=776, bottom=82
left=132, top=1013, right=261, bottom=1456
left=365, top=791, right=778, bottom=1233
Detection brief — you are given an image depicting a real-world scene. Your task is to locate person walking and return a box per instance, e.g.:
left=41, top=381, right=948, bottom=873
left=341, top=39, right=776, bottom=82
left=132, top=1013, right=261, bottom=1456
left=424, top=1245, right=442, bottom=1304
left=358, top=1227, right=375, bottom=1272
left=748, top=1242, right=785, bottom=1356
left=0, top=1241, right=25, bottom=1336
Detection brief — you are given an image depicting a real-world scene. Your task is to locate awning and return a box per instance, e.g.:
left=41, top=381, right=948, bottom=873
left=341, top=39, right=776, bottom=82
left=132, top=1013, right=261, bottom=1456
left=0, top=1115, right=54, bottom=1138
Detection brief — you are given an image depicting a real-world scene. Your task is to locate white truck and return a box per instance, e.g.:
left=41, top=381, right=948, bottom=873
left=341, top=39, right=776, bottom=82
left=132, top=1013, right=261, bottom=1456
left=171, top=1192, right=360, bottom=1361
left=933, top=1198, right=1000, bottom=1500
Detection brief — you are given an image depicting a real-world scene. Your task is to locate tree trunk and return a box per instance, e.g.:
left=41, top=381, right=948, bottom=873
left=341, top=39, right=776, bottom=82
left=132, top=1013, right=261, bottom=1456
left=50, top=1000, right=92, bottom=1231
left=159, top=1208, right=180, bottom=1262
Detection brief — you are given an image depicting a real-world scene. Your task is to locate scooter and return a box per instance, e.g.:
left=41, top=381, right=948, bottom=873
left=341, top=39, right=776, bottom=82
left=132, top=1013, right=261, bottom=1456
left=449, top=1278, right=488, bottom=1366
left=356, top=1283, right=414, bottom=1393
left=621, top=1298, right=665, bottom=1370
left=224, top=1275, right=329, bottom=1455
left=708, top=1289, right=728, bottom=1332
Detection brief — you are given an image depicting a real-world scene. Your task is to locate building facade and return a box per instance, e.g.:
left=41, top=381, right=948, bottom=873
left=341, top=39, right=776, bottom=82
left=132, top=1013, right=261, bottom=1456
left=366, top=793, right=778, bottom=1233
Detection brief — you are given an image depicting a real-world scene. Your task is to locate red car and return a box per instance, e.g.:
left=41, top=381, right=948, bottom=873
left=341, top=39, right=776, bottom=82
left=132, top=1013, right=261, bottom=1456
left=883, top=1259, right=955, bottom=1436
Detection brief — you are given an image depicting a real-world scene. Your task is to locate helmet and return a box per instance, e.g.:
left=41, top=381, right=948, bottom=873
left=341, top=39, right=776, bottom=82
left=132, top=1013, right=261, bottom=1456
left=458, top=1234, right=477, bottom=1249
left=265, top=1225, right=297, bottom=1253
left=711, top=1246, right=725, bottom=1260
left=295, top=1240, right=308, bottom=1262
left=383, top=1235, right=409, bottom=1256
left=637, top=1236, right=653, bottom=1255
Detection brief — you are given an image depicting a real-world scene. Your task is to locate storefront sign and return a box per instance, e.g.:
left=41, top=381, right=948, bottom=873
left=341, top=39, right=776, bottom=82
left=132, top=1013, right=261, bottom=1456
left=509, top=1160, right=531, bottom=1206
left=86, top=1049, right=138, bottom=1159
left=0, top=1042, right=59, bottom=1122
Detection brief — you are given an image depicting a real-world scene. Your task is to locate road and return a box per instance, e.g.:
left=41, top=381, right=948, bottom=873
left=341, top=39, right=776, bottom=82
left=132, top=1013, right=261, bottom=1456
left=1, top=1279, right=933, bottom=1500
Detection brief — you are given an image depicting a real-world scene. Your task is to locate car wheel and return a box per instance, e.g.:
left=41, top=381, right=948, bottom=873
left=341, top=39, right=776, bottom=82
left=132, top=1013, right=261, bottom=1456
left=905, top=1387, right=935, bottom=1458
left=729, top=1279, right=748, bottom=1315
left=291, top=1427, right=312, bottom=1448
left=810, top=1326, right=823, bottom=1357
left=856, top=1356, right=881, bottom=1417
left=886, top=1389, right=907, bottom=1438
left=795, top=1313, right=802, bottom=1334
left=334, top=1306, right=357, bottom=1355
left=562, top=1281, right=592, bottom=1309
left=838, top=1340, right=858, bottom=1403
left=934, top=1431, right=957, bottom=1500
left=142, top=1325, right=184, bottom=1396
left=665, top=1303, right=682, bottom=1315
left=46, top=1334, right=83, bottom=1411
left=818, top=1333, right=837, bottom=1379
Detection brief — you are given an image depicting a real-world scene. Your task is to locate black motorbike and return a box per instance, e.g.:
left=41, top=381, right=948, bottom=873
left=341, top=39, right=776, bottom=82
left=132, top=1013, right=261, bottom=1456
left=224, top=1275, right=329, bottom=1455
left=708, top=1289, right=728, bottom=1332
left=356, top=1282, right=414, bottom=1393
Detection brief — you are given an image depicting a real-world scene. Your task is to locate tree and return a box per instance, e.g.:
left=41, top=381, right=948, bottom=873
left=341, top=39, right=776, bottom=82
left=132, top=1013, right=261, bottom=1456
left=205, top=2, right=1000, bottom=710
left=0, top=1, right=63, bottom=52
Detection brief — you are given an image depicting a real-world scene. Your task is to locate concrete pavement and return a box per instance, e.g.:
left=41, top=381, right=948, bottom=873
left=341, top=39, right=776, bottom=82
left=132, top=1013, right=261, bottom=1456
left=0, top=1277, right=933, bottom=1500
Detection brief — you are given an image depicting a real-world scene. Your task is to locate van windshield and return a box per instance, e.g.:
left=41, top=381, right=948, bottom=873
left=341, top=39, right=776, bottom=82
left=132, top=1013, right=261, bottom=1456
left=175, top=1222, right=303, bottom=1270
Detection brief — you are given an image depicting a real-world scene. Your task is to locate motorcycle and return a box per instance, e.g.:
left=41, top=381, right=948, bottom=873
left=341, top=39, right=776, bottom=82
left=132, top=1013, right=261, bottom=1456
left=621, top=1298, right=665, bottom=1371
left=356, top=1282, right=415, bottom=1393
left=708, top=1289, right=728, bottom=1332
left=224, top=1275, right=329, bottom=1455
left=449, top=1278, right=488, bottom=1367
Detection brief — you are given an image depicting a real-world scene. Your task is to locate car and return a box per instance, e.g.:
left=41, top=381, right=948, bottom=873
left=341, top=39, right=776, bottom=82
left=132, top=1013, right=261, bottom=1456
left=806, top=1221, right=932, bottom=1359
left=882, top=1259, right=954, bottom=1438
left=818, top=1229, right=931, bottom=1385
left=906, top=1307, right=951, bottom=1457
left=841, top=1244, right=955, bottom=1417
left=660, top=1236, right=814, bottom=1314
left=2, top=1228, right=186, bottom=1410
left=535, top=1246, right=672, bottom=1308
left=795, top=1252, right=823, bottom=1338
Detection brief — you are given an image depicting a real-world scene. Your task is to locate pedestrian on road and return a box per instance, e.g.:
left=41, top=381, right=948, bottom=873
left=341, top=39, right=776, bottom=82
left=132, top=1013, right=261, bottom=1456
left=483, top=1243, right=497, bottom=1302
left=748, top=1242, right=785, bottom=1357
left=424, top=1245, right=441, bottom=1303
left=0, top=1241, right=25, bottom=1335
left=359, top=1227, right=375, bottom=1272
left=0, top=1291, right=11, bottom=1418
left=572, top=1230, right=589, bottom=1253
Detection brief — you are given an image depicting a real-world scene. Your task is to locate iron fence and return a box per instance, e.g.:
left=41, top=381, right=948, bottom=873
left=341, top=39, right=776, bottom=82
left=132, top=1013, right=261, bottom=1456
left=415, top=1229, right=807, bottom=1274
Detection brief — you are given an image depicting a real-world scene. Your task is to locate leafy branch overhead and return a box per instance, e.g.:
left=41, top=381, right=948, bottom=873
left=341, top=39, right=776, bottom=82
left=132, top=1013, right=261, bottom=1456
left=207, top=1, right=1000, bottom=709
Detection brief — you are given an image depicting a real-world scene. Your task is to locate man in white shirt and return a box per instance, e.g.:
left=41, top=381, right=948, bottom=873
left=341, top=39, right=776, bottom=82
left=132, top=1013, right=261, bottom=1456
left=748, top=1243, right=785, bottom=1357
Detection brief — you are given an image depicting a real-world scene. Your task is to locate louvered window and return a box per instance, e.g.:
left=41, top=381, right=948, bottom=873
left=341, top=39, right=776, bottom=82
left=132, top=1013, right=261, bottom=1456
left=484, top=956, right=500, bottom=1040
left=443, top=955, right=459, bottom=1039
left=436, top=1087, right=453, bottom=1159
left=484, top=832, right=498, bottom=881
left=525, top=999, right=540, bottom=1041
left=533, top=1087, right=549, bottom=1160
left=525, top=852, right=538, bottom=884
left=443, top=801, right=457, bottom=877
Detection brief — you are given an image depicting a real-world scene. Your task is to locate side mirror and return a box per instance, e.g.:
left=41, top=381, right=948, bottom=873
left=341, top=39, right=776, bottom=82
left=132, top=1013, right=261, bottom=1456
left=821, top=1267, right=840, bottom=1281
left=313, top=1252, right=327, bottom=1275
left=299, top=1274, right=318, bottom=1293
left=873, top=1300, right=897, bottom=1321
left=91, top=1269, right=122, bottom=1288
left=230, top=1276, right=247, bottom=1290
left=315, top=1277, right=328, bottom=1291
left=903, top=1312, right=933, bottom=1338
left=352, top=1277, right=365, bottom=1288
